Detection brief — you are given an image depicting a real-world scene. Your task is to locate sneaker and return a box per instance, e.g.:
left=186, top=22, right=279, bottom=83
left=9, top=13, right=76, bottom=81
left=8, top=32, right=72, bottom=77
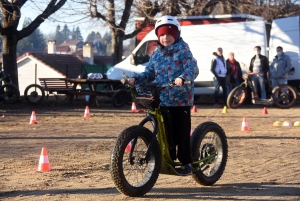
left=175, top=164, right=192, bottom=176
left=213, top=103, right=222, bottom=108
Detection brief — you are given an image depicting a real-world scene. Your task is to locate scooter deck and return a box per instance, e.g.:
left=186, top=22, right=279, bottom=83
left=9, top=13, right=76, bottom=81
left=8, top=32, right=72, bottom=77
left=253, top=99, right=273, bottom=105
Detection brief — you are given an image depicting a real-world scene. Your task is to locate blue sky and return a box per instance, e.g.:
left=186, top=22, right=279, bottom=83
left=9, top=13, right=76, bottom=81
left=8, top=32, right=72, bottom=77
left=18, top=1, right=110, bottom=41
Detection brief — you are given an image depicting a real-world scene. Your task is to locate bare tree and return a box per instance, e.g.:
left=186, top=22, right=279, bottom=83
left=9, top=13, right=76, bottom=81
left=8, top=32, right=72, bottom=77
left=88, top=0, right=162, bottom=64
left=0, top=0, right=67, bottom=86
left=87, top=0, right=226, bottom=64
left=235, top=0, right=300, bottom=21
left=168, top=0, right=300, bottom=19
left=87, top=0, right=300, bottom=64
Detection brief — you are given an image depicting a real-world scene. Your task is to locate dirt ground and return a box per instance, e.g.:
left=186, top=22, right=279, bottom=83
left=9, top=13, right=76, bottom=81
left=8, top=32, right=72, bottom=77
left=0, top=100, right=300, bottom=201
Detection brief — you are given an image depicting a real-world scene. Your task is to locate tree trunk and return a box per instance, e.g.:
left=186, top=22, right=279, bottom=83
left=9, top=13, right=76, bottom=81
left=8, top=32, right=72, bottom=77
left=110, top=29, right=125, bottom=65
left=1, top=29, right=19, bottom=87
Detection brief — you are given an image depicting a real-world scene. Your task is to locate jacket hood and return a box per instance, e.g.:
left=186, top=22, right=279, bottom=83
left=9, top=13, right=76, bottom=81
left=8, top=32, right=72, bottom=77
left=213, top=52, right=224, bottom=57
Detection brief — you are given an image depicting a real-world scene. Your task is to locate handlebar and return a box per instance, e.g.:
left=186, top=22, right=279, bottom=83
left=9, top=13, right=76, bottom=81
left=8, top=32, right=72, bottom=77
left=161, top=80, right=191, bottom=87
left=120, top=70, right=191, bottom=87
left=121, top=78, right=191, bottom=87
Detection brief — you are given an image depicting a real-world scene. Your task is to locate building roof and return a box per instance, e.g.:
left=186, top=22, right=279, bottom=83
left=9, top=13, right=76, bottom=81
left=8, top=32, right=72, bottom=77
left=17, top=53, right=87, bottom=78
left=60, top=40, right=82, bottom=46
left=17, top=53, right=113, bottom=78
left=56, top=46, right=71, bottom=53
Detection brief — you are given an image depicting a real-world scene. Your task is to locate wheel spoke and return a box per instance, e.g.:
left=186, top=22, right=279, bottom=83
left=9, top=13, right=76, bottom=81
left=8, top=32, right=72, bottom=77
left=199, top=131, right=223, bottom=177
left=272, top=85, right=296, bottom=108
left=122, top=137, right=151, bottom=187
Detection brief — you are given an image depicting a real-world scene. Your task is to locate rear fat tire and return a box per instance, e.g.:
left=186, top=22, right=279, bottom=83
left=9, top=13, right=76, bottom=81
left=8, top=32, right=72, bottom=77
left=227, top=86, right=247, bottom=109
left=0, top=83, right=20, bottom=104
left=191, top=122, right=228, bottom=186
left=111, top=89, right=129, bottom=108
left=272, top=85, right=296, bottom=109
left=24, top=84, right=45, bottom=105
left=110, top=126, right=161, bottom=197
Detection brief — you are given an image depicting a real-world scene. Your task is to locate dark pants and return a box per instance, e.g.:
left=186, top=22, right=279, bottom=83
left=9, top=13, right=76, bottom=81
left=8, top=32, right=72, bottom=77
left=161, top=106, right=192, bottom=165
left=214, top=77, right=227, bottom=104
left=227, top=78, right=240, bottom=95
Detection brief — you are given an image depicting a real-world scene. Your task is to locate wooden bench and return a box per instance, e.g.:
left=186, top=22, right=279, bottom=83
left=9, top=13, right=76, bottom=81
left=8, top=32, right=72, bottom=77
left=38, top=78, right=73, bottom=99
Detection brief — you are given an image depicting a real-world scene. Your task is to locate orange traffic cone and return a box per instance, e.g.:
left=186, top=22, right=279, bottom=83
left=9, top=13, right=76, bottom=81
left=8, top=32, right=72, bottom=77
left=262, top=107, right=268, bottom=115
left=241, top=117, right=249, bottom=132
left=125, top=142, right=132, bottom=153
left=84, top=106, right=90, bottom=118
left=131, top=102, right=137, bottom=113
left=29, top=111, right=37, bottom=124
left=191, top=105, right=197, bottom=113
left=37, top=147, right=51, bottom=172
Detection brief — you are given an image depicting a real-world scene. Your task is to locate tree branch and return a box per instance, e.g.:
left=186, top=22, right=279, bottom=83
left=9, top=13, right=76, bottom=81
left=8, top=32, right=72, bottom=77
left=89, top=0, right=108, bottom=22
left=202, top=0, right=220, bottom=15
left=119, top=0, right=134, bottom=30
left=13, top=0, right=27, bottom=8
left=124, top=0, right=160, bottom=40
left=124, top=17, right=150, bottom=40
left=18, top=0, right=67, bottom=40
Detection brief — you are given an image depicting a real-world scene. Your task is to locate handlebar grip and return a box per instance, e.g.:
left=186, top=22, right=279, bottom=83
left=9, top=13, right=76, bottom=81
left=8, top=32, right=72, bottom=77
left=121, top=79, right=129, bottom=85
left=171, top=80, right=192, bottom=85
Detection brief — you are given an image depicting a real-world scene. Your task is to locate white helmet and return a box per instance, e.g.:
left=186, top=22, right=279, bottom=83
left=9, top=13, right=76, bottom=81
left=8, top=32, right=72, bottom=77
left=155, top=15, right=181, bottom=36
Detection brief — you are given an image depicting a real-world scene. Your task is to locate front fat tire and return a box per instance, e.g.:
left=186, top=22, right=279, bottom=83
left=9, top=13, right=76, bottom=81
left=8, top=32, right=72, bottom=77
left=191, top=122, right=228, bottom=186
left=110, top=126, right=161, bottom=197
left=24, top=84, right=45, bottom=105
left=227, top=86, right=247, bottom=109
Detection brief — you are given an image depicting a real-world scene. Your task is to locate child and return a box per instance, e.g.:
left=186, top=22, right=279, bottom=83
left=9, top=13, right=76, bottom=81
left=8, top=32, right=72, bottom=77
left=127, top=15, right=199, bottom=175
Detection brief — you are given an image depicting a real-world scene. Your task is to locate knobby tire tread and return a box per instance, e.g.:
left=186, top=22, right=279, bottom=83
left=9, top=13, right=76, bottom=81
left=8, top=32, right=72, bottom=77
left=110, top=125, right=161, bottom=197
left=191, top=122, right=228, bottom=186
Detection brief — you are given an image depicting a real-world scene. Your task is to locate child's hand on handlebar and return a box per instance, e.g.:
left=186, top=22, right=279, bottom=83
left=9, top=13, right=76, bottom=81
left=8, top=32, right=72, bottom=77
left=174, top=77, right=184, bottom=86
left=128, top=78, right=135, bottom=85
left=121, top=78, right=135, bottom=85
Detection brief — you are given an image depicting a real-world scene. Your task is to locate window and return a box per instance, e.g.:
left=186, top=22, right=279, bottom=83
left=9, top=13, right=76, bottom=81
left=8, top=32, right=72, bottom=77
left=134, top=41, right=158, bottom=65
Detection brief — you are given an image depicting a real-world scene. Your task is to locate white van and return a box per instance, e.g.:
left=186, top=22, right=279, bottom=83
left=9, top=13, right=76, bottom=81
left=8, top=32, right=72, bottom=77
left=269, top=16, right=300, bottom=87
left=106, top=16, right=300, bottom=95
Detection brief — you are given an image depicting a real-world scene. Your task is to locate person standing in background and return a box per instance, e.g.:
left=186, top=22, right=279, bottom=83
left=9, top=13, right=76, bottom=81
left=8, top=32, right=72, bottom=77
left=269, top=46, right=292, bottom=102
left=243, top=46, right=269, bottom=99
left=211, top=47, right=227, bottom=107
left=226, top=52, right=243, bottom=95
left=269, top=46, right=292, bottom=89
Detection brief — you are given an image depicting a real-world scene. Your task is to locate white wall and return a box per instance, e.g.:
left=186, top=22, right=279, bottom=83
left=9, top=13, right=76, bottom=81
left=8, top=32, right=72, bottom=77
left=18, top=57, right=64, bottom=95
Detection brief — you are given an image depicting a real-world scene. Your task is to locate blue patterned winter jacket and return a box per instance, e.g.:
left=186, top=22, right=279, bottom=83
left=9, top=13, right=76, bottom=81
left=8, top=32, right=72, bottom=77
left=134, top=38, right=199, bottom=107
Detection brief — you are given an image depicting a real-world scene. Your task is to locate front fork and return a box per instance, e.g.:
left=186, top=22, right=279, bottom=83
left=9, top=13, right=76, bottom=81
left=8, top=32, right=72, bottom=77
left=127, top=114, right=159, bottom=163
left=135, top=110, right=175, bottom=165
left=137, top=115, right=158, bottom=162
